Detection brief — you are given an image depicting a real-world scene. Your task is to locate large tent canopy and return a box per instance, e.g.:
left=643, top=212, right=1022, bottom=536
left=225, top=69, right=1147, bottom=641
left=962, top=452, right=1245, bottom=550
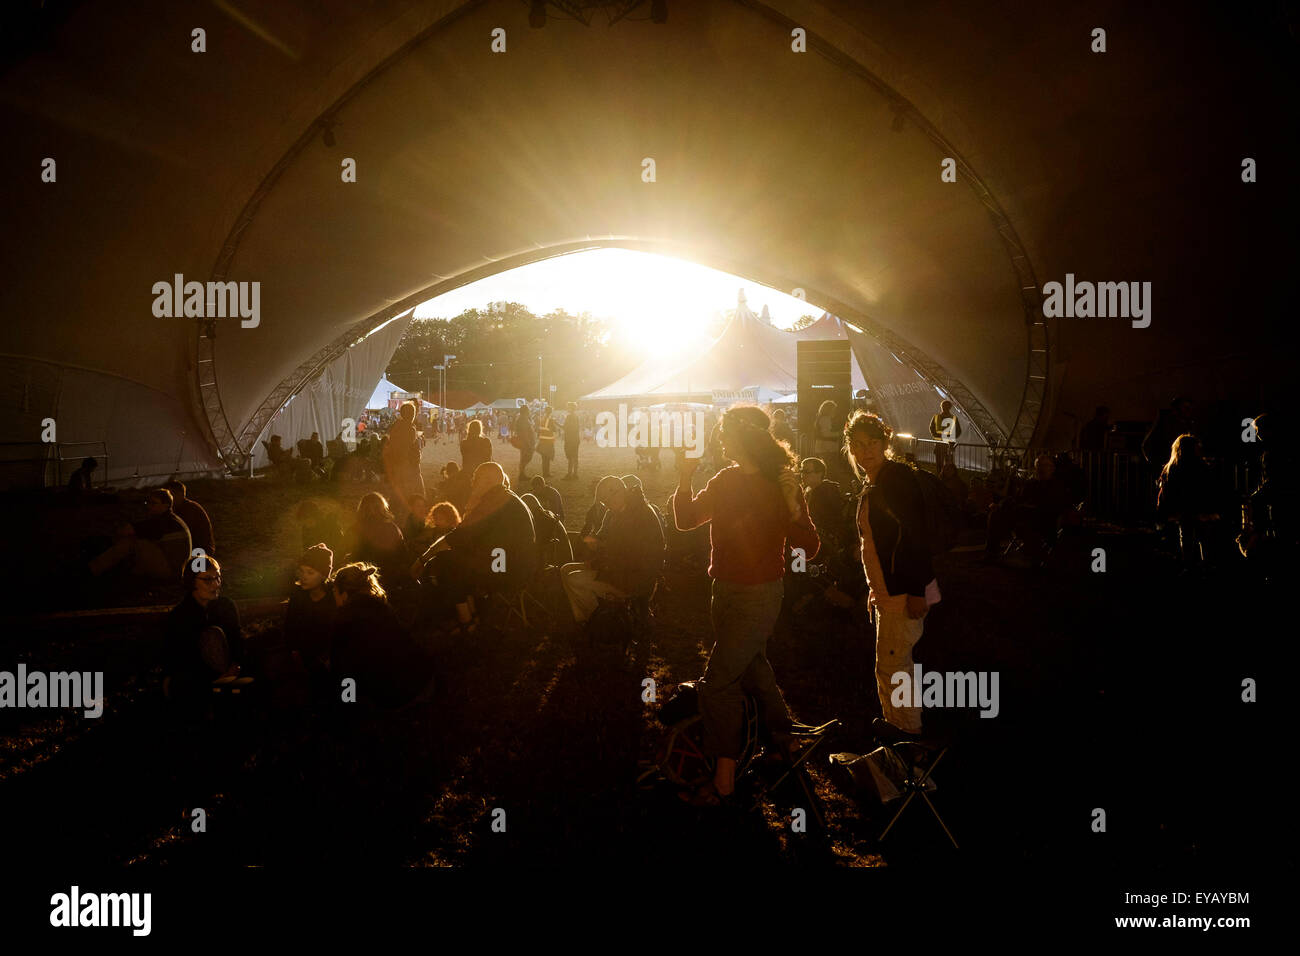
left=1, top=1, right=1291, bottom=483
left=582, top=293, right=870, bottom=404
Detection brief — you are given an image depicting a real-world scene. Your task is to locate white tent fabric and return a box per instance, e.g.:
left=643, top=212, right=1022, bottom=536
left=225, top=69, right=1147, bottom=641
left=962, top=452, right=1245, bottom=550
left=251, top=315, right=413, bottom=469
left=583, top=295, right=869, bottom=404
left=840, top=322, right=977, bottom=449
left=366, top=376, right=407, bottom=411
left=0, top=1, right=1287, bottom=477
left=0, top=355, right=217, bottom=488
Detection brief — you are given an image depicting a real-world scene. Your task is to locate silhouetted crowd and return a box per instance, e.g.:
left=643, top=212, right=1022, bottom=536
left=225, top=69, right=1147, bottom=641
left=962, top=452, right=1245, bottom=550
left=67, top=392, right=1292, bottom=792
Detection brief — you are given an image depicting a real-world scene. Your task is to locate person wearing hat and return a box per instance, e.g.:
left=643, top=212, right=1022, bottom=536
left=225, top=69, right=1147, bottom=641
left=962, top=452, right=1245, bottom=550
left=285, top=544, right=337, bottom=685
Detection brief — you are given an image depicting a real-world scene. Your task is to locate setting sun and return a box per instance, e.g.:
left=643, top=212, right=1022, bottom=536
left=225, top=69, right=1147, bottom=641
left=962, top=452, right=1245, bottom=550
left=413, top=248, right=819, bottom=359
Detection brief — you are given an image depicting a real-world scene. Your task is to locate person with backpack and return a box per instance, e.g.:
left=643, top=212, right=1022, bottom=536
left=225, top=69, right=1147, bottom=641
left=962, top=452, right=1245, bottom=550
left=844, top=411, right=939, bottom=737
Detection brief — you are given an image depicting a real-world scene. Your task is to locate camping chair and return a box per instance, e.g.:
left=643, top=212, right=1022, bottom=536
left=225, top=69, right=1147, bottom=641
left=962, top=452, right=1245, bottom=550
left=487, top=586, right=550, bottom=632
left=748, top=715, right=841, bottom=828
left=871, top=721, right=958, bottom=849
left=1002, top=501, right=1084, bottom=566
left=485, top=565, right=554, bottom=633
left=639, top=682, right=839, bottom=828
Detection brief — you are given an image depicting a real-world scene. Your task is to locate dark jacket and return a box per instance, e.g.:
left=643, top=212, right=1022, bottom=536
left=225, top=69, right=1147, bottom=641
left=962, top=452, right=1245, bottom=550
left=521, top=493, right=573, bottom=567
left=331, top=596, right=432, bottom=709
left=442, top=488, right=537, bottom=591
left=581, top=499, right=608, bottom=537
left=284, top=584, right=337, bottom=670
left=862, top=460, right=933, bottom=599
left=1157, top=459, right=1226, bottom=522
left=165, top=593, right=244, bottom=682
left=174, top=498, right=214, bottom=555
left=535, top=484, right=565, bottom=520
left=514, top=410, right=536, bottom=451
left=807, top=480, right=849, bottom=546
left=347, top=519, right=409, bottom=585
left=594, top=489, right=666, bottom=596
left=136, top=511, right=192, bottom=578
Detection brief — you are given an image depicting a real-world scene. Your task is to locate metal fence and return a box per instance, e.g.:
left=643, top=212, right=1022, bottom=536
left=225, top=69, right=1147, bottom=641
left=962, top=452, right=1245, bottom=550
left=0, top=441, right=109, bottom=492
left=795, top=428, right=1263, bottom=528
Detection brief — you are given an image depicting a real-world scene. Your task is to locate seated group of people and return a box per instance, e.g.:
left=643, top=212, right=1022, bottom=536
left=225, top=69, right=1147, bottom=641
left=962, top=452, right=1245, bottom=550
left=981, top=453, right=1081, bottom=564
left=262, top=431, right=383, bottom=483
left=164, top=545, right=436, bottom=714
left=85, top=480, right=215, bottom=583
left=559, top=474, right=665, bottom=625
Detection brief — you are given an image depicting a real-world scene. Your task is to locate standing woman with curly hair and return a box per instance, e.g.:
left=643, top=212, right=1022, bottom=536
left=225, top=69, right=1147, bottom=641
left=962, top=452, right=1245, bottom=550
left=672, top=405, right=820, bottom=805
left=843, top=411, right=937, bottom=737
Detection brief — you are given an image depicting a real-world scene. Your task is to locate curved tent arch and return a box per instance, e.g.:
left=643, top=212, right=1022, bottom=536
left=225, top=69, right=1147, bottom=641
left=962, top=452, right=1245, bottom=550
left=1, top=0, right=1289, bottom=484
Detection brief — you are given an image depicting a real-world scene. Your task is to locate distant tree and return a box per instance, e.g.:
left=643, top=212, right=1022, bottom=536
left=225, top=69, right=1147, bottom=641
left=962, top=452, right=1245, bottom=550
left=385, top=304, right=630, bottom=404
left=790, top=313, right=821, bottom=330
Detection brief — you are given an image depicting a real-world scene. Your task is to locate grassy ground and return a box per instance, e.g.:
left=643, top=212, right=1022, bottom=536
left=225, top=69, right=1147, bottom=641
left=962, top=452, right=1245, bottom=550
left=0, top=436, right=1277, bottom=871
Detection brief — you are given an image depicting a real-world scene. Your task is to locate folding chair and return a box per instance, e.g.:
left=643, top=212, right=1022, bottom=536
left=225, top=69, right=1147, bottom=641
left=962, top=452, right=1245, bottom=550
left=747, top=716, right=840, bottom=828
left=640, top=683, right=839, bottom=828
left=488, top=586, right=551, bottom=632
left=873, top=732, right=958, bottom=849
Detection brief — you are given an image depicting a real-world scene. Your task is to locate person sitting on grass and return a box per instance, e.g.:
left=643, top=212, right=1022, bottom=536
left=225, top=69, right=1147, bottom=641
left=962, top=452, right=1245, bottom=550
left=67, top=456, right=99, bottom=496
left=284, top=544, right=337, bottom=700
left=330, top=562, right=435, bottom=711
left=984, top=453, right=1072, bottom=565
left=402, top=494, right=436, bottom=555
left=530, top=474, right=565, bottom=521
left=162, top=479, right=215, bottom=557
left=619, top=474, right=666, bottom=532
left=429, top=501, right=462, bottom=535
left=559, top=475, right=665, bottom=626
left=412, top=462, right=536, bottom=631
left=436, top=460, right=472, bottom=512
left=164, top=556, right=243, bottom=708
left=88, top=487, right=192, bottom=583
left=345, top=492, right=408, bottom=587
left=521, top=492, right=573, bottom=569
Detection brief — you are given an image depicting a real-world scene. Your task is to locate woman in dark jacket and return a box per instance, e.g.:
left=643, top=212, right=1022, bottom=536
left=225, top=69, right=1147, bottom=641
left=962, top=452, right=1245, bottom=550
left=345, top=492, right=408, bottom=588
left=414, top=462, right=537, bottom=628
left=330, top=563, right=434, bottom=710
left=165, top=556, right=243, bottom=707
left=845, top=411, right=937, bottom=737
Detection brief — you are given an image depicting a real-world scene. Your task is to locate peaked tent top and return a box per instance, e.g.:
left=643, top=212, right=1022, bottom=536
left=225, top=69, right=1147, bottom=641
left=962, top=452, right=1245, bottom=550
left=582, top=294, right=868, bottom=403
